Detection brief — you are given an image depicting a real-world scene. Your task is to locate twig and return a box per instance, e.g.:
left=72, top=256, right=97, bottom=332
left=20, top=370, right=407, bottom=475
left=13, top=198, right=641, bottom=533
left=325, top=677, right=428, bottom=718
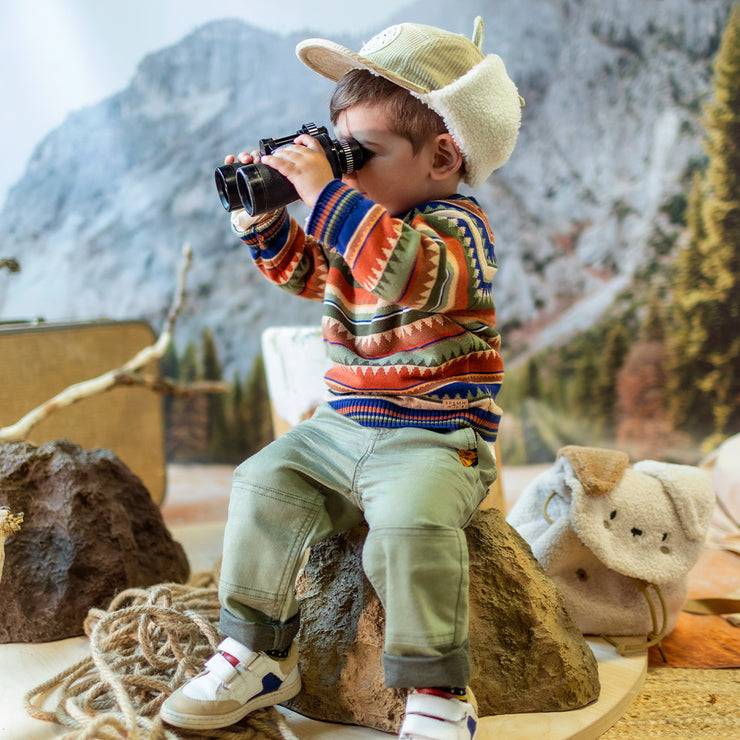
left=0, top=244, right=193, bottom=444
left=0, top=258, right=20, bottom=273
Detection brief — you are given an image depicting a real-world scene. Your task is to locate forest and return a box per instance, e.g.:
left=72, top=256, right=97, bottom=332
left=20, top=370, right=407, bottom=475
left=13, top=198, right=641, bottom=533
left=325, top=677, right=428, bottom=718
left=501, top=5, right=740, bottom=465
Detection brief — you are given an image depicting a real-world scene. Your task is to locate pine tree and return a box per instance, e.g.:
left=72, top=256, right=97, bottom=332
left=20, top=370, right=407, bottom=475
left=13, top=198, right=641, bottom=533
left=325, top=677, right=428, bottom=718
left=595, top=323, right=629, bottom=437
left=228, top=371, right=249, bottom=461
left=572, top=342, right=600, bottom=421
left=667, top=173, right=715, bottom=435
left=160, top=338, right=180, bottom=380
left=244, top=354, right=273, bottom=455
left=168, top=341, right=208, bottom=461
left=201, top=328, right=228, bottom=461
left=641, top=290, right=666, bottom=344
left=159, top=339, right=180, bottom=434
left=180, top=341, right=199, bottom=383
left=521, top=357, right=542, bottom=400
left=666, top=6, right=740, bottom=442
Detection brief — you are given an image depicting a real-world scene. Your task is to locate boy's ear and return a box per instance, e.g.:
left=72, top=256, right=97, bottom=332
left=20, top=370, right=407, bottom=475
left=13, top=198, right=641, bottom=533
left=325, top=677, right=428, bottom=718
left=431, top=134, right=463, bottom=181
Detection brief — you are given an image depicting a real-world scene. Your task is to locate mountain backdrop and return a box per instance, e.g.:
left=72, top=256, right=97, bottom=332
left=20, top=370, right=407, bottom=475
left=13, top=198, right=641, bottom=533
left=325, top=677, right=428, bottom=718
left=0, top=0, right=733, bottom=377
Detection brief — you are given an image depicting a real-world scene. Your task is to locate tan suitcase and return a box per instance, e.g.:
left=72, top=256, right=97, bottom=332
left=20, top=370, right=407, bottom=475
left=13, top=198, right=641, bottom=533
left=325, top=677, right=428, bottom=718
left=0, top=320, right=166, bottom=504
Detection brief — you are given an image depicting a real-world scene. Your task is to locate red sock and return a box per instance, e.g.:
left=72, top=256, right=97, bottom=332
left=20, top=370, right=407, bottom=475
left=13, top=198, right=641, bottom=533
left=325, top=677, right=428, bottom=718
left=416, top=687, right=467, bottom=701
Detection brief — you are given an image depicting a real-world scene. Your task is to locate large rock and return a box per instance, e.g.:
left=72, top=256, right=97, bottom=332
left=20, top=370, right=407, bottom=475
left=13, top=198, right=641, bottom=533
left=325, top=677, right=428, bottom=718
left=0, top=439, right=189, bottom=643
left=286, top=508, right=600, bottom=733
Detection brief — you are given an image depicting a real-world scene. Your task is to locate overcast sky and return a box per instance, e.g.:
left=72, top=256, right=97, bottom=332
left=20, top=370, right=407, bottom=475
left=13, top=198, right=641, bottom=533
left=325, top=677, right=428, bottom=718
left=0, top=0, right=410, bottom=207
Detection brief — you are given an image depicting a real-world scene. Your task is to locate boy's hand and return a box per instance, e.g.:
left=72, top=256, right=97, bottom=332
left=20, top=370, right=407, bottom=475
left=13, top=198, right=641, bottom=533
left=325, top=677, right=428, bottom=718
left=260, top=134, right=334, bottom=209
left=224, top=150, right=261, bottom=165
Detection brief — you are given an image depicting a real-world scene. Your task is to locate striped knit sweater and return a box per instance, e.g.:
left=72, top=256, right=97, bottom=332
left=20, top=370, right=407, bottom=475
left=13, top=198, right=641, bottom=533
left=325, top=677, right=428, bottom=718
left=237, top=179, right=504, bottom=442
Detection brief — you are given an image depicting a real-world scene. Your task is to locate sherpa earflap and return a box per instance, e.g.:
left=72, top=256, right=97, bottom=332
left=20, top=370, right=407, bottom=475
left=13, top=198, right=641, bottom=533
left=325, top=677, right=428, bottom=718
left=296, top=17, right=523, bottom=187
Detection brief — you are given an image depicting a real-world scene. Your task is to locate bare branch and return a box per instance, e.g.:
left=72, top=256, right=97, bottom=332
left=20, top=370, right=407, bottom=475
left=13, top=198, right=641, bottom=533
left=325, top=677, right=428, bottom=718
left=0, top=244, right=194, bottom=443
left=114, top=371, right=229, bottom=398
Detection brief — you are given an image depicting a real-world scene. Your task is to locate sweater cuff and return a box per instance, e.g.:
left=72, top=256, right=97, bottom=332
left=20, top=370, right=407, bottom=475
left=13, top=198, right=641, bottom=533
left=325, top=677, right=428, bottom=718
left=306, top=180, right=371, bottom=255
left=231, top=207, right=285, bottom=238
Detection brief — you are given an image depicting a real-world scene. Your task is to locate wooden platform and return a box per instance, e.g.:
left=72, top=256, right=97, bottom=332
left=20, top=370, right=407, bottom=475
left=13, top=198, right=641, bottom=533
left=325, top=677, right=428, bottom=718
left=0, top=520, right=646, bottom=740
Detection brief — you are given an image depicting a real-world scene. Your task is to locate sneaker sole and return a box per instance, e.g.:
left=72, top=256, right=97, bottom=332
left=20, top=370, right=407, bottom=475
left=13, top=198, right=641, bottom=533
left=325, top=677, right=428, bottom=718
left=160, top=672, right=302, bottom=730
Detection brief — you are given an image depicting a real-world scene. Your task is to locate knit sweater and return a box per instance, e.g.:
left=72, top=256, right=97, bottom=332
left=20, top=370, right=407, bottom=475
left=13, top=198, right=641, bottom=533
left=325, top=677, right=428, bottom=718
left=237, top=179, right=504, bottom=441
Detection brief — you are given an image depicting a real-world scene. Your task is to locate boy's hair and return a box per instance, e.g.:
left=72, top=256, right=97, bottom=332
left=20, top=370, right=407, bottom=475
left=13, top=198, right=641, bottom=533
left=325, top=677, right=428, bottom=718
left=330, top=69, right=448, bottom=155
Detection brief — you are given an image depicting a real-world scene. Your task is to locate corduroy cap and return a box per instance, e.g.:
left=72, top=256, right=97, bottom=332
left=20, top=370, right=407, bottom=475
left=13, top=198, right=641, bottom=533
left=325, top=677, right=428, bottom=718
left=296, top=18, right=523, bottom=187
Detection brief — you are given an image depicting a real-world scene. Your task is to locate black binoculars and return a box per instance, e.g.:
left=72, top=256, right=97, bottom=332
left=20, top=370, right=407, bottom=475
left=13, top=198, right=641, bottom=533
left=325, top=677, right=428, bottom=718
left=215, top=123, right=369, bottom=216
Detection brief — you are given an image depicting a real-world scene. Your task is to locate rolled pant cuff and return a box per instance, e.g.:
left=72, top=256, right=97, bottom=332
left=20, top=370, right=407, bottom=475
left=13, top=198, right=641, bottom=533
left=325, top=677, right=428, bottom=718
left=219, top=607, right=300, bottom=653
left=382, top=643, right=471, bottom=689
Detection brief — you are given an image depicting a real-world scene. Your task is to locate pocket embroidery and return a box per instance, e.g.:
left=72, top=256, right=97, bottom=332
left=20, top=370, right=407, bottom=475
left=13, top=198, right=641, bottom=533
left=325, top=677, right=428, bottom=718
left=457, top=449, right=478, bottom=467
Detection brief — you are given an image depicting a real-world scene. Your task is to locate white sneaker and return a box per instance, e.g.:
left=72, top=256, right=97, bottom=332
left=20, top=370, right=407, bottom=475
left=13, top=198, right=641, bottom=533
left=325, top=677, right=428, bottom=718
left=399, top=689, right=479, bottom=740
left=160, top=637, right=301, bottom=730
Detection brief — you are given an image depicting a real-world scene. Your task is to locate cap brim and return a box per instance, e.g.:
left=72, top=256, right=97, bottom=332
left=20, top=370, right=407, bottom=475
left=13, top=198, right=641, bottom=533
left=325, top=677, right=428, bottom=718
left=296, top=38, right=427, bottom=94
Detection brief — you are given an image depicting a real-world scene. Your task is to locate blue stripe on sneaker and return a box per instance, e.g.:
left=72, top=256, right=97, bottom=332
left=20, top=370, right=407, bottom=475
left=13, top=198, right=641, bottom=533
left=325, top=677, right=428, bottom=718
left=256, top=673, right=282, bottom=698
left=467, top=715, right=477, bottom=737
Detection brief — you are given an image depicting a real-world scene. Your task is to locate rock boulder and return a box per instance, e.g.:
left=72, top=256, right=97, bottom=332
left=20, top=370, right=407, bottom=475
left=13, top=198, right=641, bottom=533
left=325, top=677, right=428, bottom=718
left=286, top=508, right=600, bottom=733
left=0, top=439, right=189, bottom=643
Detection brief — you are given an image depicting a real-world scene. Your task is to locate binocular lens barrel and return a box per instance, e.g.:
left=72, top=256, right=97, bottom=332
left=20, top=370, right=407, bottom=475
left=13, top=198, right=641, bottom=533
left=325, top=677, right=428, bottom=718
left=214, top=123, right=369, bottom=217
left=214, top=164, right=243, bottom=212
left=214, top=161, right=301, bottom=216
left=236, top=163, right=299, bottom=216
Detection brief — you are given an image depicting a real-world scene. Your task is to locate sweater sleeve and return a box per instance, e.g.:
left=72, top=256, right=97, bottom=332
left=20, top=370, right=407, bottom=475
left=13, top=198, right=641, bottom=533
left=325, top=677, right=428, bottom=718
left=306, top=181, right=496, bottom=313
left=235, top=207, right=329, bottom=302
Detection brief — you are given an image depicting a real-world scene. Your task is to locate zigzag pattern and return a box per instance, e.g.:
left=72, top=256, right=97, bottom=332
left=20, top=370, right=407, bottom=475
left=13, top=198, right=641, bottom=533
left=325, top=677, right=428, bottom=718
left=241, top=182, right=504, bottom=441
left=322, top=313, right=458, bottom=358
left=417, top=201, right=498, bottom=299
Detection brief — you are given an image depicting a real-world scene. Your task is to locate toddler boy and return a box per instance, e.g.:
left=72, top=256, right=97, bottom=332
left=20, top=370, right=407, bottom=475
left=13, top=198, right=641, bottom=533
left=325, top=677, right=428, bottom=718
left=161, top=16, right=522, bottom=740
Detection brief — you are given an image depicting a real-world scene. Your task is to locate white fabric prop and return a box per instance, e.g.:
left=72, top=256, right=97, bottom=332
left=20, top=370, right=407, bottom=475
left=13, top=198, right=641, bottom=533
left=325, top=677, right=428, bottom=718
left=507, top=446, right=715, bottom=651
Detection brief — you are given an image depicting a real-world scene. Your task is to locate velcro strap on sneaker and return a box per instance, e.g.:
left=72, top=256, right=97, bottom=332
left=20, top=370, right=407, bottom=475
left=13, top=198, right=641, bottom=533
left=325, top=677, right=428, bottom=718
left=401, top=713, right=463, bottom=740
left=219, top=636, right=256, bottom=665
left=405, top=692, right=467, bottom=723
left=204, top=653, right=240, bottom=683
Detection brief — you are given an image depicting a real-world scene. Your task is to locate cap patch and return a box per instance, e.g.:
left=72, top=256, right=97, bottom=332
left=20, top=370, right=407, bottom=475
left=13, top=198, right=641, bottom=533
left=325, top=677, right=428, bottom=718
left=360, top=26, right=402, bottom=55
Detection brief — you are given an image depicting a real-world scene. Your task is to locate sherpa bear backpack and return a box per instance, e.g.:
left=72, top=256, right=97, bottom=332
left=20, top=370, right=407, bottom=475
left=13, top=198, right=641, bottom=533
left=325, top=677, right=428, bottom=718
left=507, top=446, right=715, bottom=651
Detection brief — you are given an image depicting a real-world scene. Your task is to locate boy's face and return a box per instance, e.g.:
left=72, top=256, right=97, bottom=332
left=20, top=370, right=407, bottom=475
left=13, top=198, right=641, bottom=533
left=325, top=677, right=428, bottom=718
left=334, top=103, right=438, bottom=216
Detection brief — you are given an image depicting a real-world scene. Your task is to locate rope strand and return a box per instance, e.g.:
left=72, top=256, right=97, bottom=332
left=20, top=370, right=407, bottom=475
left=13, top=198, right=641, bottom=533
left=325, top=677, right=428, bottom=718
left=601, top=579, right=670, bottom=657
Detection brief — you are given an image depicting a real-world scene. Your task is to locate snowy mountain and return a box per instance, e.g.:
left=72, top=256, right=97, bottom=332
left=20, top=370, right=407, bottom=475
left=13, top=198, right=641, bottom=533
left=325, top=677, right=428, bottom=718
left=0, top=0, right=731, bottom=375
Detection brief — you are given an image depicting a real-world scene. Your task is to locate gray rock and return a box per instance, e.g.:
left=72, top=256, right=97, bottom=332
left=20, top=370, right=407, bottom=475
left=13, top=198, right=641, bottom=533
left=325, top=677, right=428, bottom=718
left=286, top=508, right=600, bottom=733
left=0, top=439, right=189, bottom=643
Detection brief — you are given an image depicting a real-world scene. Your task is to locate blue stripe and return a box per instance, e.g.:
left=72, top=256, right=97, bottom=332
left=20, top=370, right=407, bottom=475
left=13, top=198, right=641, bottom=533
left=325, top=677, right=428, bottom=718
left=255, top=673, right=282, bottom=698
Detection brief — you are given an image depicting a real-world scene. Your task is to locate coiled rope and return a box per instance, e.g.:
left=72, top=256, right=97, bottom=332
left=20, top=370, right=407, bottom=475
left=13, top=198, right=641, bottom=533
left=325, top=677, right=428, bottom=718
left=24, top=576, right=300, bottom=740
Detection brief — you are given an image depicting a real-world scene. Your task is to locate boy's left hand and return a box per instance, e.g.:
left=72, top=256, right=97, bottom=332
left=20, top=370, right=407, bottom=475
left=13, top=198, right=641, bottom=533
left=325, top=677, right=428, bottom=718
left=260, top=134, right=335, bottom=209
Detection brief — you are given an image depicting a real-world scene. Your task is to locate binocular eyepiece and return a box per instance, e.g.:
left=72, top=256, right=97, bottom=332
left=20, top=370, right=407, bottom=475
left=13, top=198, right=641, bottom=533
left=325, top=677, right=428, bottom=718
left=215, top=123, right=369, bottom=216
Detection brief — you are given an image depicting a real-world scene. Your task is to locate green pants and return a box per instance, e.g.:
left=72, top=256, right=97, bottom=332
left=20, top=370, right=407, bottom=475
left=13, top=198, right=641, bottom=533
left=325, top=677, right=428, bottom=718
left=218, top=403, right=496, bottom=688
